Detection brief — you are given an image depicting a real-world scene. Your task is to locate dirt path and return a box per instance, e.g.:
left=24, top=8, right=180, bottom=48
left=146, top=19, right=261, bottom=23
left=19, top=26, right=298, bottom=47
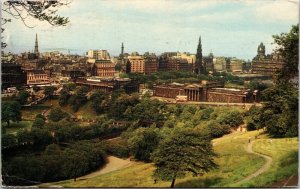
left=78, top=156, right=134, bottom=180
left=234, top=140, right=273, bottom=185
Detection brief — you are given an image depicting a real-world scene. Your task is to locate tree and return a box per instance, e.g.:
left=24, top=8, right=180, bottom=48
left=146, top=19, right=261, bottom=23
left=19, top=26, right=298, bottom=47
left=151, top=128, right=217, bottom=187
left=2, top=0, right=70, bottom=49
left=48, top=107, right=69, bottom=122
left=44, top=86, right=56, bottom=99
left=16, top=91, right=30, bottom=105
left=2, top=101, right=22, bottom=127
left=59, top=89, right=70, bottom=106
left=32, top=118, right=45, bottom=128
left=273, top=24, right=298, bottom=81
left=90, top=90, right=109, bottom=115
left=124, top=126, right=160, bottom=162
left=69, top=86, right=89, bottom=112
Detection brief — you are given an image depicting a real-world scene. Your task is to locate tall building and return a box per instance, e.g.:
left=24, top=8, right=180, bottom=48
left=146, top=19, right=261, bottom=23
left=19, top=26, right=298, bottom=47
left=213, top=57, right=227, bottom=72
left=91, top=59, right=115, bottom=77
left=128, top=53, right=158, bottom=74
left=230, top=57, right=243, bottom=72
left=251, top=42, right=284, bottom=76
left=195, top=36, right=203, bottom=74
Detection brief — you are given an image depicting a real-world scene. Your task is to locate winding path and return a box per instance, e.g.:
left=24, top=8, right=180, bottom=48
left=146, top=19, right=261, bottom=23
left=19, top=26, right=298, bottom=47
left=234, top=140, right=273, bottom=185
left=78, top=156, right=134, bottom=180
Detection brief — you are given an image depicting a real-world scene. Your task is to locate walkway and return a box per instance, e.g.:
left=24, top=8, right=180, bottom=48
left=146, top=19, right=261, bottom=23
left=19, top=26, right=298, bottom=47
left=234, top=140, right=273, bottom=185
left=78, top=156, right=134, bottom=180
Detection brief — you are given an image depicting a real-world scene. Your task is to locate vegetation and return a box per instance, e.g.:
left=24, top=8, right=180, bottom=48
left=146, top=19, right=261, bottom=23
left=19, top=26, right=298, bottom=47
left=2, top=101, right=22, bottom=127
left=152, top=128, right=217, bottom=187
left=48, top=107, right=69, bottom=122
left=3, top=141, right=106, bottom=185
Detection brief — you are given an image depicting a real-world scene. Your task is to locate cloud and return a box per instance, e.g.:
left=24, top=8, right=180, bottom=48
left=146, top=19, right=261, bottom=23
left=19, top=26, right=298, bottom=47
left=252, top=0, right=299, bottom=22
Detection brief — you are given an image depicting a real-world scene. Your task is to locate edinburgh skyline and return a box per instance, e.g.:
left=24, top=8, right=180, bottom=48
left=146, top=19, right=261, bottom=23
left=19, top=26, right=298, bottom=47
left=4, top=0, right=298, bottom=60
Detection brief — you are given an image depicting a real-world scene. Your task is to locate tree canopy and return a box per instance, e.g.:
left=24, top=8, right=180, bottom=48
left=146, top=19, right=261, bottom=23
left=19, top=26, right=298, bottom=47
left=151, top=128, right=217, bottom=187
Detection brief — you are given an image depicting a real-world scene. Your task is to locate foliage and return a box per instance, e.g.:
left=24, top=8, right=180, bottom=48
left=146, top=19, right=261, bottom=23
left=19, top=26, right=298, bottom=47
left=16, top=91, right=30, bottom=105
left=90, top=90, right=109, bottom=115
left=2, top=101, right=22, bottom=127
left=260, top=82, right=298, bottom=137
left=32, top=118, right=45, bottom=128
left=44, top=86, right=56, bottom=99
left=123, top=126, right=160, bottom=162
left=59, top=89, right=70, bottom=106
left=217, top=110, right=244, bottom=128
left=206, top=121, right=231, bottom=138
left=151, top=128, right=217, bottom=187
left=2, top=141, right=106, bottom=185
left=69, top=86, right=89, bottom=112
left=273, top=24, right=298, bottom=81
left=48, top=107, right=69, bottom=122
left=104, top=138, right=130, bottom=158
left=124, top=98, right=167, bottom=126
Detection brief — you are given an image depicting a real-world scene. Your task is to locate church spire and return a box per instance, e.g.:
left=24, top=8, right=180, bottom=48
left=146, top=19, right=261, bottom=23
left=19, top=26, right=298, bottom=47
left=195, top=36, right=203, bottom=75
left=34, top=33, right=39, bottom=55
left=121, top=42, right=124, bottom=57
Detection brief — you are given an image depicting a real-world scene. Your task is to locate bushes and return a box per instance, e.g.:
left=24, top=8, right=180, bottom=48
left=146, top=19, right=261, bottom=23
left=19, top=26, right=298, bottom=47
left=104, top=138, right=130, bottom=158
left=48, top=107, right=69, bottom=122
left=2, top=141, right=106, bottom=185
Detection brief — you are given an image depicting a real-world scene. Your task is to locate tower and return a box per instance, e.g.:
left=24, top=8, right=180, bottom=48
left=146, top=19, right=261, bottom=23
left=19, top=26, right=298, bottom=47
left=195, top=36, right=203, bottom=74
left=121, top=42, right=124, bottom=57
left=34, top=33, right=39, bottom=55
left=257, top=42, right=265, bottom=58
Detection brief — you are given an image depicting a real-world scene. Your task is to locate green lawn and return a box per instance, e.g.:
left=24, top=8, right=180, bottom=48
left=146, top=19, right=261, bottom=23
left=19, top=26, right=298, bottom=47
left=236, top=137, right=298, bottom=187
left=2, top=121, right=33, bottom=135
left=41, top=130, right=282, bottom=188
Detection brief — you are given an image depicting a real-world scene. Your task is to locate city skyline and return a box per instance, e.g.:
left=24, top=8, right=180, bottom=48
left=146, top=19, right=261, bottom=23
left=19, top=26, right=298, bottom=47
left=3, top=0, right=299, bottom=60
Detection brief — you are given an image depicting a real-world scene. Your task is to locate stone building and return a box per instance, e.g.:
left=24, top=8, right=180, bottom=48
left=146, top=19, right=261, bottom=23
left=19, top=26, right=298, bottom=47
left=251, top=42, right=284, bottom=76
left=230, top=57, right=243, bottom=72
left=203, top=53, right=214, bottom=73
left=213, top=57, right=227, bottom=72
left=75, top=77, right=139, bottom=94
left=154, top=80, right=258, bottom=103
left=207, top=88, right=257, bottom=103
left=26, top=70, right=50, bottom=85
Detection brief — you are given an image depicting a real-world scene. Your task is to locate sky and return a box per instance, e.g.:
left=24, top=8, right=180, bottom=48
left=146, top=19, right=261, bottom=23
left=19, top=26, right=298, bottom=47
left=2, top=0, right=299, bottom=60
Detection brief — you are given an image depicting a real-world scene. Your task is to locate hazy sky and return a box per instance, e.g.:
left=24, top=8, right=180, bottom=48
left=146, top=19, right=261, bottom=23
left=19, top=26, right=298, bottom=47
left=3, top=0, right=299, bottom=60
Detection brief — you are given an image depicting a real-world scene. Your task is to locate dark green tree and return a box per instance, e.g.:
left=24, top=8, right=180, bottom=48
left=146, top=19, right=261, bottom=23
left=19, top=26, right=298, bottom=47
left=2, top=101, right=21, bottom=127
left=90, top=90, right=109, bottom=115
left=151, top=128, right=217, bottom=187
left=32, top=118, right=45, bottom=128
left=48, top=107, right=69, bottom=122
left=273, top=24, right=298, bottom=81
left=44, top=86, right=56, bottom=99
left=16, top=91, right=30, bottom=105
left=59, top=89, right=70, bottom=106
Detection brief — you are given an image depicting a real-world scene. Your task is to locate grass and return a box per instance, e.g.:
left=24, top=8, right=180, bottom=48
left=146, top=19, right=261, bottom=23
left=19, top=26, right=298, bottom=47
left=236, top=137, right=298, bottom=187
left=21, top=105, right=50, bottom=121
left=40, top=130, right=275, bottom=188
left=2, top=121, right=33, bottom=135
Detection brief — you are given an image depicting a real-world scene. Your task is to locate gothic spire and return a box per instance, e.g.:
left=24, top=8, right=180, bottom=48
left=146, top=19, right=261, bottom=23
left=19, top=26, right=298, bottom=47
left=34, top=33, right=39, bottom=55
left=195, top=36, right=203, bottom=74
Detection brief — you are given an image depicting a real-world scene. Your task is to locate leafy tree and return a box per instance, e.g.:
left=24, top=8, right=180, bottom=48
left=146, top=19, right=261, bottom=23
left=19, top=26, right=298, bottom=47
left=206, top=121, right=231, bottom=138
left=16, top=91, right=30, bottom=105
left=2, top=101, right=21, bottom=127
left=48, top=107, right=69, bottom=122
left=69, top=86, right=89, bottom=112
left=44, top=86, right=56, bottom=99
left=2, top=134, right=17, bottom=149
left=59, top=89, right=70, bottom=106
left=32, top=118, right=45, bottom=128
left=260, top=82, right=298, bottom=137
left=217, top=110, right=244, bottom=128
left=151, top=128, right=217, bottom=187
left=273, top=24, right=298, bottom=81
left=90, top=90, right=109, bottom=115
left=124, top=126, right=160, bottom=161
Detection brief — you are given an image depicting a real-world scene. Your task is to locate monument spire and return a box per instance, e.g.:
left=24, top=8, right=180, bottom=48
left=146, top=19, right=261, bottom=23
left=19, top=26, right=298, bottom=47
left=195, top=36, right=203, bottom=74
left=34, top=33, right=39, bottom=55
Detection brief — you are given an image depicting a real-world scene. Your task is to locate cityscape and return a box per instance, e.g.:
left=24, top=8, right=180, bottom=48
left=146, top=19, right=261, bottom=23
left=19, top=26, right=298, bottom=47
left=1, top=0, right=299, bottom=188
